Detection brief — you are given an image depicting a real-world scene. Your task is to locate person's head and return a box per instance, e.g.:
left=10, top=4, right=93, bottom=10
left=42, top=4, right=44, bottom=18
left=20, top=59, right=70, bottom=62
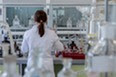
left=34, top=10, right=47, bottom=37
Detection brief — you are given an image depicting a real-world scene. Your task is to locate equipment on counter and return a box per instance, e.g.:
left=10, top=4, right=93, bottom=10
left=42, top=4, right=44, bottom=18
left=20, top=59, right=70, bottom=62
left=12, top=15, right=22, bottom=28
left=55, top=38, right=85, bottom=59
left=1, top=55, right=21, bottom=77
left=57, top=58, right=77, bottom=77
left=24, top=47, right=52, bottom=77
left=67, top=18, right=72, bottom=28
left=14, top=41, right=23, bottom=57
left=55, top=35, right=85, bottom=59
left=55, top=48, right=85, bottom=59
left=86, top=23, right=116, bottom=77
left=0, top=21, right=21, bottom=77
left=0, top=21, right=23, bottom=57
left=62, top=51, right=85, bottom=59
left=88, top=0, right=100, bottom=47
left=0, top=46, right=2, bottom=57
left=0, top=21, right=15, bottom=56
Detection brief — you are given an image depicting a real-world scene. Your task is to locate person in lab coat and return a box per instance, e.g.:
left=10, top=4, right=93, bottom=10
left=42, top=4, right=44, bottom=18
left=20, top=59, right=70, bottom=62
left=21, top=10, right=64, bottom=77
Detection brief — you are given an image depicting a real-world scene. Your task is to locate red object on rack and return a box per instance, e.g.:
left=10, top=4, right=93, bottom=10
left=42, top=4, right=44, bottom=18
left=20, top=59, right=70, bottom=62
left=62, top=50, right=85, bottom=59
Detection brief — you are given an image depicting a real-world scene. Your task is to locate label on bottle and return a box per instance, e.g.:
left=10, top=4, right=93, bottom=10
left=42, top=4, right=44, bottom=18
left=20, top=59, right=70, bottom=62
left=89, top=56, right=116, bottom=72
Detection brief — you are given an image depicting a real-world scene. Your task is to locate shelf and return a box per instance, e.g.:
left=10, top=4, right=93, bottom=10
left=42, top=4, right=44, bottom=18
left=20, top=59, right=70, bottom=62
left=11, top=32, right=24, bottom=35
left=57, top=31, right=87, bottom=34
left=10, top=27, right=28, bottom=31
left=56, top=27, right=86, bottom=29
left=0, top=57, right=85, bottom=65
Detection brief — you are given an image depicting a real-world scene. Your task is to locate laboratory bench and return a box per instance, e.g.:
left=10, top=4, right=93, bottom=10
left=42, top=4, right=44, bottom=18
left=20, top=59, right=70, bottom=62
left=0, top=57, right=85, bottom=77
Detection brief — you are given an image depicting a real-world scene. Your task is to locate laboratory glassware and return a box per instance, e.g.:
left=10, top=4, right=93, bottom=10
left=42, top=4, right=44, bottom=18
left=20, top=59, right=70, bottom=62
left=58, top=58, right=77, bottom=77
left=86, top=23, right=116, bottom=77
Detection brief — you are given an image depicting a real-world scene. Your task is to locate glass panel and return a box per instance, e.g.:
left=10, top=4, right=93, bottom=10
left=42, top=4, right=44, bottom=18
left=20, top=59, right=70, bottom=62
left=5, top=6, right=44, bottom=45
left=6, top=7, right=44, bottom=29
left=52, top=6, right=90, bottom=27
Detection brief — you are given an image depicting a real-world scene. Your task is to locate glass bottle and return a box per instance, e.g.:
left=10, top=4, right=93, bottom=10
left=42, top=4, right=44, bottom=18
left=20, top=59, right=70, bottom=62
left=24, top=47, right=52, bottom=77
left=1, top=38, right=20, bottom=77
left=1, top=55, right=21, bottom=77
left=58, top=58, right=77, bottom=77
left=86, top=23, right=116, bottom=77
left=88, top=0, right=100, bottom=47
left=24, top=48, right=41, bottom=77
left=67, top=18, right=72, bottom=28
left=36, top=48, right=53, bottom=77
left=12, top=15, right=21, bottom=28
left=0, top=21, right=21, bottom=77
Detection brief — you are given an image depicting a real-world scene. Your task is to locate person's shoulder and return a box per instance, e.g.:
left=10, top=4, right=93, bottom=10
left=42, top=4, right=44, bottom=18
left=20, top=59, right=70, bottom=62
left=46, top=28, right=56, bottom=35
left=46, top=28, right=59, bottom=40
left=23, top=27, right=34, bottom=38
left=24, top=29, right=31, bottom=36
left=24, top=25, right=37, bottom=35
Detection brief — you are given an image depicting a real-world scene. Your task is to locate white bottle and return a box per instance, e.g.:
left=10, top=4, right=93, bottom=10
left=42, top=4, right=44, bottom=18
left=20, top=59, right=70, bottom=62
left=24, top=48, right=52, bottom=77
left=58, top=58, right=77, bottom=77
left=1, top=42, right=21, bottom=77
left=12, top=15, right=21, bottom=28
left=76, top=21, right=79, bottom=28
left=86, top=23, right=116, bottom=77
left=24, top=48, right=41, bottom=77
left=89, top=0, right=97, bottom=34
left=1, top=55, right=21, bottom=77
left=80, top=20, right=84, bottom=29
left=0, top=21, right=21, bottom=77
left=88, top=0, right=100, bottom=47
left=67, top=18, right=72, bottom=28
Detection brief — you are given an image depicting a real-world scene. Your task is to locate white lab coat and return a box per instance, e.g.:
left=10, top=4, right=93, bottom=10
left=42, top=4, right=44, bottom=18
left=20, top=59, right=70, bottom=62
left=21, top=25, right=64, bottom=77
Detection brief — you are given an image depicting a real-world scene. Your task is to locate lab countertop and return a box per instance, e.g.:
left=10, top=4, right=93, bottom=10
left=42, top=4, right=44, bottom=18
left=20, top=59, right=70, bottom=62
left=0, top=57, right=85, bottom=65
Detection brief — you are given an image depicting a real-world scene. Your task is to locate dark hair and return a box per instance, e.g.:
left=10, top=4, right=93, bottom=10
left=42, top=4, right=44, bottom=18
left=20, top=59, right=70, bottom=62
left=34, top=10, right=47, bottom=37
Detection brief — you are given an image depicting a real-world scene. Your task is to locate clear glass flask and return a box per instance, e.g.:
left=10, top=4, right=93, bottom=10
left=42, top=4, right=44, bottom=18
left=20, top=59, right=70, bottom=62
left=1, top=55, right=21, bottom=77
left=88, top=0, right=100, bottom=47
left=1, top=41, right=20, bottom=77
left=58, top=58, right=77, bottom=77
left=24, top=48, right=41, bottom=77
left=12, top=15, right=21, bottom=28
left=24, top=48, right=52, bottom=77
left=0, top=21, right=21, bottom=77
left=67, top=18, right=72, bottom=28
left=86, top=23, right=116, bottom=77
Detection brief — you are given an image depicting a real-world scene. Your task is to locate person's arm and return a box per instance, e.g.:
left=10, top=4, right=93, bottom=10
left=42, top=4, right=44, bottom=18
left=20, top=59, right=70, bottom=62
left=53, top=32, right=64, bottom=51
left=21, top=32, right=29, bottom=54
left=54, top=39, right=64, bottom=51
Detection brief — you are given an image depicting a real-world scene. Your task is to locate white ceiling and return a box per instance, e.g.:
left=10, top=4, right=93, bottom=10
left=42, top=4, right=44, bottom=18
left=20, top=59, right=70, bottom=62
left=1, top=0, right=116, bottom=4
left=2, top=0, right=92, bottom=5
